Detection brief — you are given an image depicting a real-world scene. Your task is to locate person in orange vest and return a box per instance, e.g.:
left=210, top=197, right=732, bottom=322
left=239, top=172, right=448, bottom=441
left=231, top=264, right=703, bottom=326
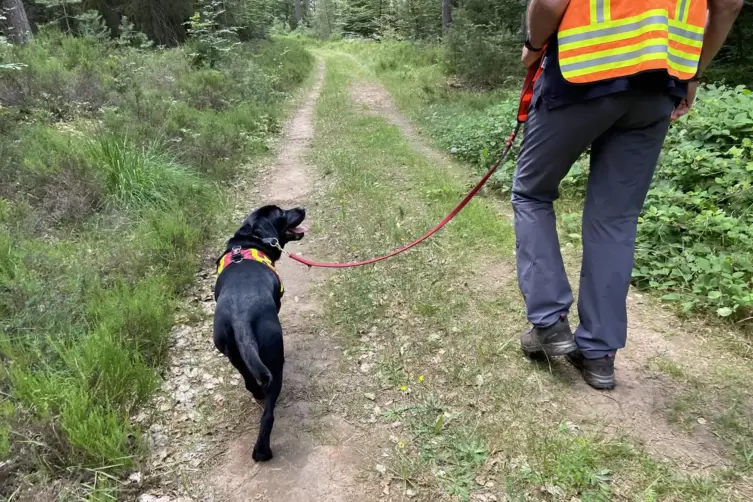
left=515, top=0, right=742, bottom=389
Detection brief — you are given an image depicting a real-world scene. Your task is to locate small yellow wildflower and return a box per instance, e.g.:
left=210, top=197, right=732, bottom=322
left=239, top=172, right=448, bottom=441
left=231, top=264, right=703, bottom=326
left=397, top=441, right=405, bottom=449
left=400, top=385, right=407, bottom=392
left=418, top=375, right=424, bottom=383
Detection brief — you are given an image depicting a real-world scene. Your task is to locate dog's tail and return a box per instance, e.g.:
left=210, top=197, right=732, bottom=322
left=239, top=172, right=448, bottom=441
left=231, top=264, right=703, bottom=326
left=234, top=322, right=273, bottom=387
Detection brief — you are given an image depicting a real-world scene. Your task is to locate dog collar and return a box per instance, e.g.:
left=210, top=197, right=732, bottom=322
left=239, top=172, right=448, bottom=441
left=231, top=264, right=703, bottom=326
left=217, top=247, right=284, bottom=296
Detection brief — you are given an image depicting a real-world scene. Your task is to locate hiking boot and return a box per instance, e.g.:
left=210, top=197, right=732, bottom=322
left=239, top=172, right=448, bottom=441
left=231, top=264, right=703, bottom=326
left=566, top=351, right=616, bottom=390
left=520, top=317, right=577, bottom=358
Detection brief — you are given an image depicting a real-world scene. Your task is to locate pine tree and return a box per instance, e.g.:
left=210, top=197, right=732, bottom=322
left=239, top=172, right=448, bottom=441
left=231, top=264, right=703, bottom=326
left=341, top=0, right=378, bottom=37
left=1, top=0, right=32, bottom=44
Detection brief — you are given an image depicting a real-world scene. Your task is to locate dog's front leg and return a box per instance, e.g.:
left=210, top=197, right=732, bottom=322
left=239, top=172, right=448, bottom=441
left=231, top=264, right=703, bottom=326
left=252, top=366, right=283, bottom=462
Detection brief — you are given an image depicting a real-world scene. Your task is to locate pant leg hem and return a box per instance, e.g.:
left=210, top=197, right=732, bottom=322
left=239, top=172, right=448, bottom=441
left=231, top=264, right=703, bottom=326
left=530, top=311, right=569, bottom=329
left=579, top=350, right=617, bottom=359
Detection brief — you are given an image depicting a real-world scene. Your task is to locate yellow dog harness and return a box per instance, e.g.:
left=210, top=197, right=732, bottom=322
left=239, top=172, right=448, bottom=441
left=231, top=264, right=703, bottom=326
left=216, top=246, right=284, bottom=296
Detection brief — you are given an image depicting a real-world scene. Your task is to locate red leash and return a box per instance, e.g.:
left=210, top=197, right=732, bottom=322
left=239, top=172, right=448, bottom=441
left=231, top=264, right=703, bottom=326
left=287, top=62, right=543, bottom=269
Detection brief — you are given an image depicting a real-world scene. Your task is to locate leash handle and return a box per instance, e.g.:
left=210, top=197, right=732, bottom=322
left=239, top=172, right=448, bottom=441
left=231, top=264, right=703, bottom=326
left=518, top=54, right=545, bottom=123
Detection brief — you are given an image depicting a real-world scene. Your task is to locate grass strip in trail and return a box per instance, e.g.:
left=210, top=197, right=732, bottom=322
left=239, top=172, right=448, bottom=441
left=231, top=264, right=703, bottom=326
left=307, top=50, right=750, bottom=501
left=0, top=33, right=313, bottom=499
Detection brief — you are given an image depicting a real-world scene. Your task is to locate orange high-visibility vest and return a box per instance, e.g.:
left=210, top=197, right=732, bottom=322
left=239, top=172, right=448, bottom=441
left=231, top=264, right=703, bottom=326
left=557, top=0, right=707, bottom=83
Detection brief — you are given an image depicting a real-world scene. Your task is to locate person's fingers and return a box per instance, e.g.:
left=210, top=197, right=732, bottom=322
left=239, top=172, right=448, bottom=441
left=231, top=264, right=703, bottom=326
left=671, top=100, right=689, bottom=120
left=521, top=51, right=539, bottom=68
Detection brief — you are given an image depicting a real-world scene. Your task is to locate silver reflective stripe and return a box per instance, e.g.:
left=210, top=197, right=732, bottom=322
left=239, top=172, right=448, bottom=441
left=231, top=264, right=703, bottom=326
left=561, top=45, right=666, bottom=72
left=678, top=0, right=688, bottom=21
left=596, top=0, right=605, bottom=23
left=668, top=51, right=698, bottom=67
left=669, top=25, right=703, bottom=41
left=560, top=15, right=668, bottom=45
left=561, top=45, right=698, bottom=73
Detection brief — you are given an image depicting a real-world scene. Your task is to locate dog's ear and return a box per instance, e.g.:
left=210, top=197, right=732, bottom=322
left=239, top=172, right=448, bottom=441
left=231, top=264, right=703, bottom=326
left=235, top=205, right=283, bottom=239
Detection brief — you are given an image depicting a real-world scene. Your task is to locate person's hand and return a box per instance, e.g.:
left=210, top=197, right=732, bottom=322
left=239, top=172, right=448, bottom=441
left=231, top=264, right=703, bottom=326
left=671, top=80, right=699, bottom=120
left=521, top=45, right=543, bottom=68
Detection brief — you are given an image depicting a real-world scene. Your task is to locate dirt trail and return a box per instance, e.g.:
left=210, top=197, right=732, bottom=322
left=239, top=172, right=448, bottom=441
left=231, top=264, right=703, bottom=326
left=207, top=62, right=375, bottom=502
left=138, top=63, right=378, bottom=502
left=349, top=77, right=731, bottom=473
left=565, top=293, right=731, bottom=472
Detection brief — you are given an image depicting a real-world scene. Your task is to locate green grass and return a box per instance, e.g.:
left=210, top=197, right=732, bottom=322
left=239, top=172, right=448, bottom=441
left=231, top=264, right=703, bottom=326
left=0, top=30, right=314, bottom=498
left=306, top=50, right=752, bottom=501
left=89, top=135, right=212, bottom=211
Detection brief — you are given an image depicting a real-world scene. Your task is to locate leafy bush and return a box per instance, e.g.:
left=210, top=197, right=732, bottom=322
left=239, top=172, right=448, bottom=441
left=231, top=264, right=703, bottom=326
left=632, top=84, right=753, bottom=319
left=429, top=98, right=519, bottom=189
left=250, top=37, right=316, bottom=92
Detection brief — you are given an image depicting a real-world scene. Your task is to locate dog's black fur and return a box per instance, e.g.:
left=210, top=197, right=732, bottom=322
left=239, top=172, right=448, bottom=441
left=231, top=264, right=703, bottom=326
left=213, top=205, right=306, bottom=462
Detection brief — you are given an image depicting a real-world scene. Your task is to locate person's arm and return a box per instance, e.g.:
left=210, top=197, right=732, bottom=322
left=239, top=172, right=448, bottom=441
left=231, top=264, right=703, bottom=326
left=526, top=0, right=571, bottom=49
left=672, top=0, right=744, bottom=120
left=521, top=0, right=571, bottom=67
left=697, top=0, right=744, bottom=76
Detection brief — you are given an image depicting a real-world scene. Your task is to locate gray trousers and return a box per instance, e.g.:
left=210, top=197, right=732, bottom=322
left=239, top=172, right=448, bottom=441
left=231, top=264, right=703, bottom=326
left=512, top=88, right=674, bottom=358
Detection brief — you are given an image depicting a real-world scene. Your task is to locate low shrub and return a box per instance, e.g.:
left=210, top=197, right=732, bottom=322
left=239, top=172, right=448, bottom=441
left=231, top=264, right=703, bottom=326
left=632, top=84, right=753, bottom=319
left=251, top=38, right=316, bottom=92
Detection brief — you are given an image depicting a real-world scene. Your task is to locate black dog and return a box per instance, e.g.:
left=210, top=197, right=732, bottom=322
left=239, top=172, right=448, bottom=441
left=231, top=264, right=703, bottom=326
left=213, top=205, right=306, bottom=462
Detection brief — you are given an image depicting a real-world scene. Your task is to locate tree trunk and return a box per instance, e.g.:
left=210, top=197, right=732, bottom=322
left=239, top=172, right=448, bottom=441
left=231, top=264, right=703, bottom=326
left=323, top=0, right=332, bottom=37
left=1, top=0, right=32, bottom=44
left=295, top=0, right=302, bottom=27
left=442, top=0, right=452, bottom=35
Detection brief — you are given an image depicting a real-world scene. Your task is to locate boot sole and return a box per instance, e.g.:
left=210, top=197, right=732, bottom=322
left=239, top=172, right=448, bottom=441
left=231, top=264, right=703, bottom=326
left=582, top=371, right=616, bottom=390
left=566, top=356, right=616, bottom=390
left=522, top=339, right=578, bottom=358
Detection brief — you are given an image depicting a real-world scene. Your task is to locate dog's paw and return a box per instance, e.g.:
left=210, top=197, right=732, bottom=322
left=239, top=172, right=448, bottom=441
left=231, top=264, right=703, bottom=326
left=252, top=444, right=273, bottom=462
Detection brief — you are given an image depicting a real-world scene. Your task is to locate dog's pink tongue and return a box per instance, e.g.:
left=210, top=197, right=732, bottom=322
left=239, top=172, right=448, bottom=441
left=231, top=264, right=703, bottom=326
left=292, top=224, right=308, bottom=234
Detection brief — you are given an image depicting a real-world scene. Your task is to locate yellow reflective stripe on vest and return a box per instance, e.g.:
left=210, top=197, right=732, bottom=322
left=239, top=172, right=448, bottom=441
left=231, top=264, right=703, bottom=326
left=561, top=9, right=665, bottom=38
left=560, top=11, right=703, bottom=51
left=590, top=0, right=611, bottom=24
left=560, top=40, right=698, bottom=78
left=676, top=0, right=692, bottom=22
left=561, top=18, right=668, bottom=51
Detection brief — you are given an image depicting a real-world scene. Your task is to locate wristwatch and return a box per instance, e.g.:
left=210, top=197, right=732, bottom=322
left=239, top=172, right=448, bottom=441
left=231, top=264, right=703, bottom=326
left=524, top=37, right=544, bottom=52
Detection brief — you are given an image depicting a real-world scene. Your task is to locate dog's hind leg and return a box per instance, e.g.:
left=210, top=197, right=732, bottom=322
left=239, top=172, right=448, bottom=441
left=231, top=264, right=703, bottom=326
left=229, top=347, right=267, bottom=401
left=215, top=320, right=266, bottom=400
left=252, top=365, right=282, bottom=462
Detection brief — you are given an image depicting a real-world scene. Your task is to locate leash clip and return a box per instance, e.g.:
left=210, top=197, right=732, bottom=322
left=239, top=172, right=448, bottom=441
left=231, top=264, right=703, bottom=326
left=262, top=237, right=285, bottom=253
left=268, top=238, right=282, bottom=250
left=230, top=246, right=243, bottom=263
